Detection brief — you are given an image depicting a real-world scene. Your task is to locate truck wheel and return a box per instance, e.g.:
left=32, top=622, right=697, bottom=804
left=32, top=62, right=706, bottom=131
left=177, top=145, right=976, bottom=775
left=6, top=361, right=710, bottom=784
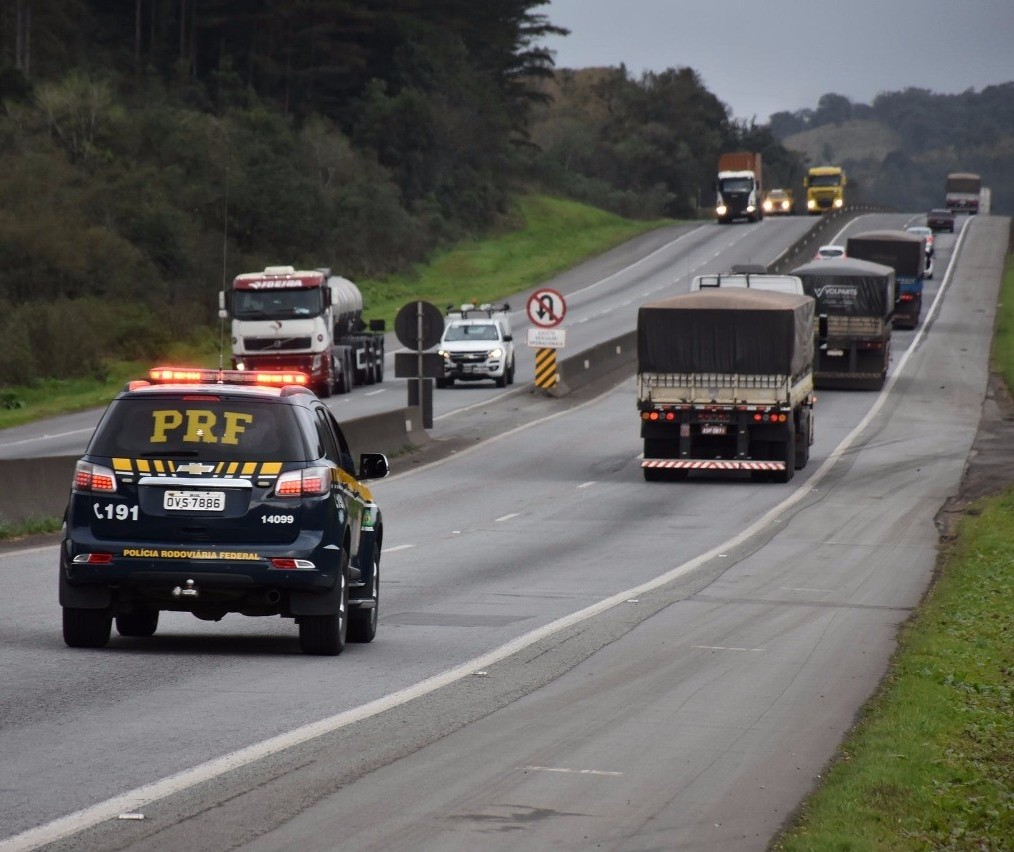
left=374, top=351, right=384, bottom=383
left=298, top=569, right=347, bottom=656
left=794, top=416, right=811, bottom=470
left=348, top=557, right=379, bottom=644
left=339, top=352, right=352, bottom=394
left=116, top=608, right=159, bottom=638
left=63, top=607, right=112, bottom=648
left=436, top=377, right=447, bottom=389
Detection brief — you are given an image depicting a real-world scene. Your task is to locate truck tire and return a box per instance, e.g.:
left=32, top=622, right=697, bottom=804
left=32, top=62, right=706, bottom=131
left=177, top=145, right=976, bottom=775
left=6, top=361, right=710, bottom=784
left=338, top=351, right=352, bottom=394
left=348, top=556, right=379, bottom=644
left=374, top=349, right=384, bottom=383
left=298, top=569, right=347, bottom=656
left=795, top=412, right=811, bottom=470
left=63, top=607, right=112, bottom=648
left=115, top=608, right=159, bottom=638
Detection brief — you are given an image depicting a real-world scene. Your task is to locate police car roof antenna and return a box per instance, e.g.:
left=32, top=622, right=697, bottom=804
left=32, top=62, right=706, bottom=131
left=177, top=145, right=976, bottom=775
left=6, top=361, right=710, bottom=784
left=218, top=165, right=230, bottom=371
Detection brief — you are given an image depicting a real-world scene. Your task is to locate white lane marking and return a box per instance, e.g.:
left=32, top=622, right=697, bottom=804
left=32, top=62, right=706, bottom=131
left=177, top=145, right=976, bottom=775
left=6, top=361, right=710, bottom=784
left=577, top=481, right=596, bottom=489
left=0, top=229, right=971, bottom=849
left=384, top=544, right=415, bottom=553
left=781, top=587, right=834, bottom=593
left=364, top=389, right=386, bottom=397
left=495, top=513, right=519, bottom=523
left=524, top=766, right=624, bottom=777
left=693, top=645, right=764, bottom=652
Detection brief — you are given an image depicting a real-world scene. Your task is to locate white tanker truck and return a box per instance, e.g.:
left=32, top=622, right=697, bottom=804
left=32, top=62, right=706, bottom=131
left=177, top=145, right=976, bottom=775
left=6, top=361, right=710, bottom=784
left=220, top=265, right=385, bottom=397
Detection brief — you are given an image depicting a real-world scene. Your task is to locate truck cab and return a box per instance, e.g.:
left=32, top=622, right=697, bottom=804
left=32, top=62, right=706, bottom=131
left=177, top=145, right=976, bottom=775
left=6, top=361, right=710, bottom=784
left=804, top=166, right=846, bottom=214
left=437, top=304, right=515, bottom=388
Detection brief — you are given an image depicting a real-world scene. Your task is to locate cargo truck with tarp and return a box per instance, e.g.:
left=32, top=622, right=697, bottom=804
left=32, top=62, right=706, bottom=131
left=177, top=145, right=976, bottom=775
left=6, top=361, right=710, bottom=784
left=945, top=172, right=981, bottom=214
left=791, top=257, right=896, bottom=390
left=845, top=230, right=926, bottom=329
left=637, top=289, right=816, bottom=483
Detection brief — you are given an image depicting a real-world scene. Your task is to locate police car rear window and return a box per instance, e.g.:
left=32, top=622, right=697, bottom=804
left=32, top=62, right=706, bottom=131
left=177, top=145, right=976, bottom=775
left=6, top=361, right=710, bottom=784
left=88, top=397, right=309, bottom=461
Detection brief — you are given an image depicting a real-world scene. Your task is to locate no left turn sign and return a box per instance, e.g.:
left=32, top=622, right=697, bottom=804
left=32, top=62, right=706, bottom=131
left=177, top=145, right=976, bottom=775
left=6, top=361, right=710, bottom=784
left=527, top=288, right=567, bottom=328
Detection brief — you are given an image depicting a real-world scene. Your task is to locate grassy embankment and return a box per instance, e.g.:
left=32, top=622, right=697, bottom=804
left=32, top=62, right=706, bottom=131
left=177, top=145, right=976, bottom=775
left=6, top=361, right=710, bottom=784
left=0, top=194, right=673, bottom=536
left=774, top=257, right=1014, bottom=850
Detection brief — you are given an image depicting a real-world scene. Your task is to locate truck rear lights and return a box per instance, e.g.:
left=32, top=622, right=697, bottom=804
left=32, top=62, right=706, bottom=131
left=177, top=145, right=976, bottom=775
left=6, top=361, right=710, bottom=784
left=74, top=461, right=117, bottom=493
left=275, top=466, right=331, bottom=497
left=644, top=411, right=660, bottom=421
left=752, top=412, right=788, bottom=423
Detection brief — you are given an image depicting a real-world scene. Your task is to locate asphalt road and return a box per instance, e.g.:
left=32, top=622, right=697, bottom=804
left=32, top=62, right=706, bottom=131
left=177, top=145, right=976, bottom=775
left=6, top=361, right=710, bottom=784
left=0, top=213, right=1005, bottom=851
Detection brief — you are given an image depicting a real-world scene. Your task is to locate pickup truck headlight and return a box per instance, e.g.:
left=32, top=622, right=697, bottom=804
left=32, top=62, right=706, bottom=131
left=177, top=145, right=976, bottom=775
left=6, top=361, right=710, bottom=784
left=489, top=347, right=503, bottom=360
left=438, top=350, right=450, bottom=359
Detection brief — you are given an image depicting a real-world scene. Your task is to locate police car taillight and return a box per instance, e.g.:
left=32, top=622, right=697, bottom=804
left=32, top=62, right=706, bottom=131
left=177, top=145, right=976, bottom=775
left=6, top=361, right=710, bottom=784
left=146, top=367, right=310, bottom=388
left=275, top=466, right=331, bottom=497
left=74, top=461, right=117, bottom=493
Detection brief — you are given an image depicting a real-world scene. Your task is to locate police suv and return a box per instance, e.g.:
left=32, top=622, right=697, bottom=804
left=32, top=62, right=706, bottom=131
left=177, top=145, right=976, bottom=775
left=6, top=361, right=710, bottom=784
left=60, top=367, right=388, bottom=656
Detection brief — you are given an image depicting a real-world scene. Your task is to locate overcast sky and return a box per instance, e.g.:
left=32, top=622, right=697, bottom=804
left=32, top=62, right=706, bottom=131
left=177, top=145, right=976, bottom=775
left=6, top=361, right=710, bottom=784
left=540, top=0, right=1014, bottom=123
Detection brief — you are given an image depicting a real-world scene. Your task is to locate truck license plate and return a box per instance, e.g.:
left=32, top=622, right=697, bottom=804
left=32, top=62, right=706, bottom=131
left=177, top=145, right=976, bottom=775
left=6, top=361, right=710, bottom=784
left=164, top=490, right=226, bottom=512
left=826, top=349, right=845, bottom=357
left=700, top=424, right=727, bottom=436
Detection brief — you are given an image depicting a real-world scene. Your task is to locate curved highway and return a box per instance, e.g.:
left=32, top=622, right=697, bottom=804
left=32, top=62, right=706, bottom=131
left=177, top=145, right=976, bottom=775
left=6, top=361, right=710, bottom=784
left=0, top=212, right=1004, bottom=851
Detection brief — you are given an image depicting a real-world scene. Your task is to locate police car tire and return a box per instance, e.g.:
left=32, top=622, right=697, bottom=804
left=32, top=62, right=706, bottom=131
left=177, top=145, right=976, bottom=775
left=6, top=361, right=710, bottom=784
left=495, top=372, right=507, bottom=388
left=116, top=608, right=159, bottom=638
left=63, top=607, right=112, bottom=648
left=299, top=570, right=347, bottom=656
left=348, top=559, right=378, bottom=644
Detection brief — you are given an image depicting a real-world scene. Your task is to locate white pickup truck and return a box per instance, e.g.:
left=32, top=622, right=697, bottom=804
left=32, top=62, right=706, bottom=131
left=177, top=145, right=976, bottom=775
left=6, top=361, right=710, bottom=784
left=437, top=303, right=516, bottom=388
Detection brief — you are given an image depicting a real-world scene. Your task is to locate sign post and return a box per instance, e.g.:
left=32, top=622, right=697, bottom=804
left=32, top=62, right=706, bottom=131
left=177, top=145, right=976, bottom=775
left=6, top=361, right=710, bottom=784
left=526, top=288, right=567, bottom=391
left=394, top=300, right=444, bottom=428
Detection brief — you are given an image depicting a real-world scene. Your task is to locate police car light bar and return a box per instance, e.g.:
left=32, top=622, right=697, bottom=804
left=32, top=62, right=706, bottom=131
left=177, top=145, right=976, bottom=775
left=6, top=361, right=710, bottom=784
left=145, top=367, right=310, bottom=387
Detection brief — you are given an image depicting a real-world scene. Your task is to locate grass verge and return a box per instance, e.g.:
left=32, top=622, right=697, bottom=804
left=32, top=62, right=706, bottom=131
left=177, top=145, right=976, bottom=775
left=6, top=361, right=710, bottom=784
left=773, top=254, right=1014, bottom=850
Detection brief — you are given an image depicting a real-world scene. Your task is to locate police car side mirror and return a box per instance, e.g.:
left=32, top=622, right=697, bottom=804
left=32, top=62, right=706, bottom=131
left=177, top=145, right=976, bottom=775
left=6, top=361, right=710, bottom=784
left=358, top=452, right=389, bottom=481
left=503, top=334, right=513, bottom=342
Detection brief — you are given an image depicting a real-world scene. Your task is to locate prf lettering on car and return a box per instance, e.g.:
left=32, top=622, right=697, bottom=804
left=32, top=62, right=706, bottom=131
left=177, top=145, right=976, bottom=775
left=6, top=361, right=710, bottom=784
left=150, top=409, right=254, bottom=445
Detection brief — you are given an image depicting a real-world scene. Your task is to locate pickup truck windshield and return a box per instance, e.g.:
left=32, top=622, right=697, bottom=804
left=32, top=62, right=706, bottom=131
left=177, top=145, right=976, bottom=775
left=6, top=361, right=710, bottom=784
left=444, top=323, right=500, bottom=342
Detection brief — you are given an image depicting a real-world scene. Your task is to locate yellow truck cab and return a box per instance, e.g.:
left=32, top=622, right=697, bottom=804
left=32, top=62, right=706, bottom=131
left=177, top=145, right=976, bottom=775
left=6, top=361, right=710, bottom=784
left=804, top=166, right=846, bottom=214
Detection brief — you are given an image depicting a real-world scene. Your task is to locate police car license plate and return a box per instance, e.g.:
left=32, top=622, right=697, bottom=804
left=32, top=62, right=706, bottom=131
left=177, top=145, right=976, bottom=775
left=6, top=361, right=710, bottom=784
left=700, top=424, right=727, bottom=435
left=164, top=490, right=226, bottom=512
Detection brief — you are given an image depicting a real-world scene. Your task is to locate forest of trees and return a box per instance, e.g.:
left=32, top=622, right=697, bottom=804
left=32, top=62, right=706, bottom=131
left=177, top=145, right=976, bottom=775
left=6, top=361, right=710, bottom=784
left=0, top=3, right=1010, bottom=387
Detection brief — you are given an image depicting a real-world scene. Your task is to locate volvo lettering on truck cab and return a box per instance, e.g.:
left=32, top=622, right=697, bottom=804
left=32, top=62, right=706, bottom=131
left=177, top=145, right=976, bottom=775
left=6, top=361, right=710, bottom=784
left=221, top=266, right=385, bottom=398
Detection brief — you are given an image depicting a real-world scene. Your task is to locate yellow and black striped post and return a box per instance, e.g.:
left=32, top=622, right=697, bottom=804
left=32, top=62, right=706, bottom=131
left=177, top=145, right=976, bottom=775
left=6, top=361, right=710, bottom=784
left=534, top=347, right=558, bottom=389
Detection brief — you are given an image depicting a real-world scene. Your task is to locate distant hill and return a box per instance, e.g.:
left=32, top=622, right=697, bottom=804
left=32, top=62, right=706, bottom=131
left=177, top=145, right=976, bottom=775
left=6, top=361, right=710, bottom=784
left=783, top=120, right=901, bottom=167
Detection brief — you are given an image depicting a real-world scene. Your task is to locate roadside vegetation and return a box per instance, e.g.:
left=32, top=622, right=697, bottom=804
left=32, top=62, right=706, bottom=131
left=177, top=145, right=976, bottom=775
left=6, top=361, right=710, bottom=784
left=773, top=255, right=1014, bottom=850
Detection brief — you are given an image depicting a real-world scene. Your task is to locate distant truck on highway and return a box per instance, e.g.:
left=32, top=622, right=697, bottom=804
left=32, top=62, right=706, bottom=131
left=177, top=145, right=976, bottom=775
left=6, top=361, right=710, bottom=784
left=945, top=172, right=981, bottom=214
left=845, top=230, right=927, bottom=329
left=638, top=289, right=816, bottom=483
left=792, top=257, right=896, bottom=390
left=220, top=265, right=385, bottom=398
left=804, top=165, right=847, bottom=214
left=714, top=152, right=763, bottom=224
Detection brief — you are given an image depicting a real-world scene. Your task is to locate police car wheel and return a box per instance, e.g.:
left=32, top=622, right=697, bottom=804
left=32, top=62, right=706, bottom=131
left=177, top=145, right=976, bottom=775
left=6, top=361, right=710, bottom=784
left=298, top=570, right=348, bottom=656
left=349, top=559, right=379, bottom=644
left=116, top=608, right=159, bottom=638
left=63, top=607, right=112, bottom=648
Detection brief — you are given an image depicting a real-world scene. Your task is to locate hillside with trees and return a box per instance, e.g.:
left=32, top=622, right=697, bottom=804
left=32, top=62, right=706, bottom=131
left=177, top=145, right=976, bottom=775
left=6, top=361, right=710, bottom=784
left=772, top=86, right=1014, bottom=214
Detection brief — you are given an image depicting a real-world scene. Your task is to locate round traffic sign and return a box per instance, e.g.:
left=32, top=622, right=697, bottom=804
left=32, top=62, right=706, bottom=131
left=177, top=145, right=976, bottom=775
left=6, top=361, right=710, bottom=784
left=527, top=288, right=566, bottom=328
left=394, top=300, right=444, bottom=350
